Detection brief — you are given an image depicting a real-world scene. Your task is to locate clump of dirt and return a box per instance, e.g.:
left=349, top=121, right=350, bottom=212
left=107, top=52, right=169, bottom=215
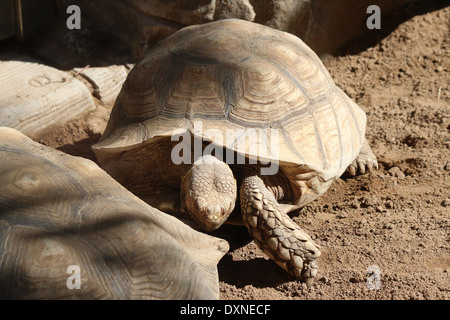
left=37, top=104, right=110, bottom=162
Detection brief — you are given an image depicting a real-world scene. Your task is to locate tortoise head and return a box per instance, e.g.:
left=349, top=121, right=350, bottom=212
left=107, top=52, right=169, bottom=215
left=180, top=155, right=237, bottom=231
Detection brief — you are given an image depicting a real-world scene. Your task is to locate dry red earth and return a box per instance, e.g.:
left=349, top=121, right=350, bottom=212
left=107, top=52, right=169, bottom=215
left=34, top=4, right=449, bottom=300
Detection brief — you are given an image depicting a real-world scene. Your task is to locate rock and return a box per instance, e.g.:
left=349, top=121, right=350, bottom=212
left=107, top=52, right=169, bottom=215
left=441, top=199, right=450, bottom=207
left=73, top=65, right=130, bottom=107
left=349, top=276, right=360, bottom=283
left=383, top=223, right=394, bottom=230
left=444, top=162, right=450, bottom=171
left=255, top=0, right=423, bottom=55
left=361, top=196, right=377, bottom=208
left=337, top=212, right=348, bottom=219
left=55, top=0, right=423, bottom=60
left=351, top=201, right=360, bottom=209
left=55, top=0, right=255, bottom=61
left=126, top=0, right=255, bottom=25
left=389, top=166, right=406, bottom=179
left=385, top=200, right=394, bottom=209
left=0, top=57, right=95, bottom=139
left=55, top=0, right=180, bottom=62
left=214, top=0, right=256, bottom=21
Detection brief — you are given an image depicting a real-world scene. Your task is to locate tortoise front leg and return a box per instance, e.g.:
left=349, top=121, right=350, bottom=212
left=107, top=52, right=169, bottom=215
left=240, top=175, right=321, bottom=285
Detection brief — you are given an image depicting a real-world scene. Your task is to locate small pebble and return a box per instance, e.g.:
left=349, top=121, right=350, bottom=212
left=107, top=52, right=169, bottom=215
left=361, top=196, right=377, bottom=207
left=349, top=277, right=359, bottom=283
left=337, top=212, right=347, bottom=219
left=385, top=200, right=394, bottom=209
left=351, top=201, right=360, bottom=209
left=389, top=167, right=406, bottom=180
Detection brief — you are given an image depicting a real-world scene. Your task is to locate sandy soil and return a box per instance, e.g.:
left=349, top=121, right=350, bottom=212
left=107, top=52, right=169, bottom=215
left=35, top=4, right=449, bottom=300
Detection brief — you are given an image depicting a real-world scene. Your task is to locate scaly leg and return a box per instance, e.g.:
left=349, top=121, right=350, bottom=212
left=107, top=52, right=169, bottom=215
left=240, top=175, right=321, bottom=285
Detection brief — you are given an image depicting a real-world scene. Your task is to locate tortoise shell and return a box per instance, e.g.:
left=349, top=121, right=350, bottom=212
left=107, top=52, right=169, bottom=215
left=0, top=127, right=227, bottom=299
left=92, top=19, right=366, bottom=205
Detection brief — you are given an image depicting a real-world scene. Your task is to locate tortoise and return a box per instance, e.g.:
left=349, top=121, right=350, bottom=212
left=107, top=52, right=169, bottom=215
left=92, top=19, right=378, bottom=283
left=0, top=127, right=228, bottom=299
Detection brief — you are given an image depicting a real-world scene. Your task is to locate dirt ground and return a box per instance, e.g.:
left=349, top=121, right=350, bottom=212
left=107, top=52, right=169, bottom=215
left=33, top=4, right=449, bottom=300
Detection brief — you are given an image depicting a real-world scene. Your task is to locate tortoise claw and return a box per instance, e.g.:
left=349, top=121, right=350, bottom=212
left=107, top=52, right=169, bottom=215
left=346, top=164, right=357, bottom=177
left=345, top=139, right=378, bottom=177
left=301, top=260, right=319, bottom=287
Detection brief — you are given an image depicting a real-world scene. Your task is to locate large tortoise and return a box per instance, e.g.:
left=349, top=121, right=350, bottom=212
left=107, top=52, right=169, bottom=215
left=0, top=127, right=228, bottom=299
left=92, top=19, right=378, bottom=283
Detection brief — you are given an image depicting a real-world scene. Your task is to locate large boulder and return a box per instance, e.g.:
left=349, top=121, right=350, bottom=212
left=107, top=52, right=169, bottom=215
left=52, top=0, right=423, bottom=60
left=54, top=0, right=255, bottom=61
left=125, top=0, right=255, bottom=25
left=0, top=57, right=95, bottom=138
left=256, top=0, right=423, bottom=55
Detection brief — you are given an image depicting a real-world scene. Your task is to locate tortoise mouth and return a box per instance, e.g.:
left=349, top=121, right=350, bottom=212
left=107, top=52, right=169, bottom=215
left=184, top=195, right=236, bottom=232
